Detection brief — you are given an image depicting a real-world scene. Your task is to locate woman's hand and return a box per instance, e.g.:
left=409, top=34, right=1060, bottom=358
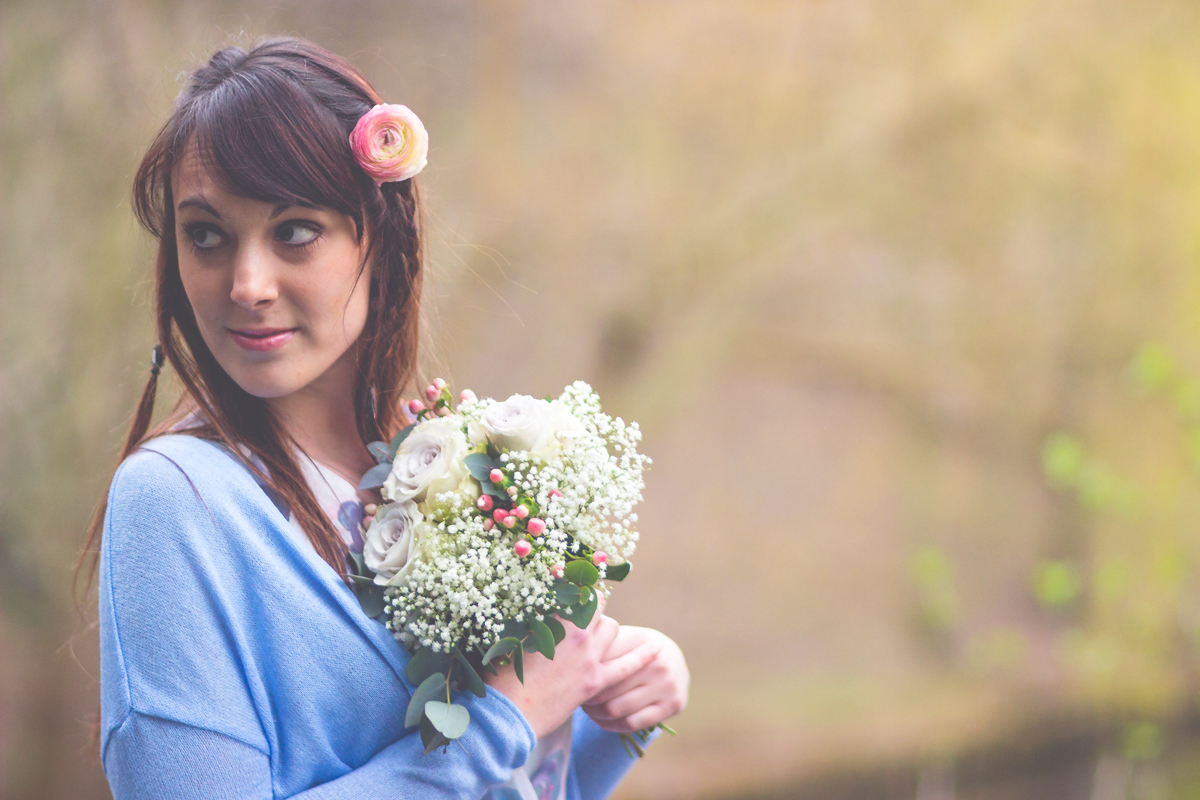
left=484, top=610, right=662, bottom=739
left=581, top=626, right=689, bottom=733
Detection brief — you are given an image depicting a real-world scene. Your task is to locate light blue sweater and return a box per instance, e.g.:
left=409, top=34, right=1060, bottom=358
left=99, top=434, right=644, bottom=799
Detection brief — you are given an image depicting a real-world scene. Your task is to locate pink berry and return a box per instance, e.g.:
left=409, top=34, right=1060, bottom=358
left=408, top=399, right=424, bottom=414
left=489, top=469, right=504, bottom=483
left=476, top=495, right=494, bottom=512
left=503, top=516, right=516, bottom=528
left=459, top=389, right=477, bottom=403
left=507, top=486, right=518, bottom=497
left=592, top=551, right=608, bottom=566
left=492, top=508, right=508, bottom=524
left=425, top=384, right=439, bottom=402
left=514, top=506, right=529, bottom=519
left=483, top=518, right=494, bottom=531
left=433, top=377, right=447, bottom=390
left=363, top=515, right=375, bottom=527
left=551, top=563, right=565, bottom=578
left=514, top=540, right=532, bottom=557
left=549, top=489, right=563, bottom=499
left=527, top=518, right=546, bottom=535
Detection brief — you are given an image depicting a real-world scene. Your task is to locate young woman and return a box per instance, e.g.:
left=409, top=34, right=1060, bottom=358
left=84, top=37, right=687, bottom=799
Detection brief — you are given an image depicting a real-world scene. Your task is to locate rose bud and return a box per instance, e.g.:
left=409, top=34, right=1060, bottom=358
left=514, top=506, right=529, bottom=519
left=592, top=551, right=608, bottom=566
left=551, top=563, right=565, bottom=579
left=476, top=495, right=494, bottom=512
left=425, top=384, right=441, bottom=402
left=459, top=389, right=477, bottom=403
left=433, top=378, right=447, bottom=390
left=489, top=469, right=505, bottom=484
left=407, top=399, right=424, bottom=415
left=503, top=515, right=516, bottom=528
left=492, top=508, right=508, bottom=524
left=483, top=518, right=494, bottom=530
left=548, top=488, right=563, bottom=499
left=514, top=539, right=532, bottom=558
left=527, top=518, right=546, bottom=536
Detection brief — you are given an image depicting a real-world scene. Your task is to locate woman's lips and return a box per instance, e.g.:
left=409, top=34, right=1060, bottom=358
left=229, top=327, right=297, bottom=352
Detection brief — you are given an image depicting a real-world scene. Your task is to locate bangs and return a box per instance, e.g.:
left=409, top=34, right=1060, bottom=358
left=176, top=66, right=364, bottom=223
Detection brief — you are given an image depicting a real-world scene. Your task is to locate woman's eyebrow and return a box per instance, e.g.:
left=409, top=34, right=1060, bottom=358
left=177, top=196, right=221, bottom=219
left=269, top=201, right=321, bottom=220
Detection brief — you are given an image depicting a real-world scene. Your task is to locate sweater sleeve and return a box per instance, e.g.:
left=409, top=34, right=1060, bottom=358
left=105, top=709, right=533, bottom=800
left=567, top=709, right=658, bottom=800
left=100, top=443, right=535, bottom=799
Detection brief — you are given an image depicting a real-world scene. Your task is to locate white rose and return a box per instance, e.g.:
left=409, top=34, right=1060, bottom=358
left=364, top=501, right=426, bottom=586
left=383, top=416, right=470, bottom=504
left=480, top=395, right=584, bottom=460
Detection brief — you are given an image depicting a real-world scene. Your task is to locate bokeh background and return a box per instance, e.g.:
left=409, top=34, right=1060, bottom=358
left=7, top=0, right=1200, bottom=797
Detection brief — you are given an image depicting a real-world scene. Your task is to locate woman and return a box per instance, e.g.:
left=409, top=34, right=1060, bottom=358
left=83, top=36, right=687, bottom=799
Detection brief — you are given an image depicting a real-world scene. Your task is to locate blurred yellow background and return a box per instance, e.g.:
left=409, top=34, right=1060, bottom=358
left=6, top=0, right=1200, bottom=797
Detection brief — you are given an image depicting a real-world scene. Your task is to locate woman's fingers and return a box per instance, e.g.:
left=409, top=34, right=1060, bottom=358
left=623, top=702, right=670, bottom=731
left=584, top=665, right=649, bottom=706
left=590, top=640, right=659, bottom=696
left=582, top=684, right=655, bottom=721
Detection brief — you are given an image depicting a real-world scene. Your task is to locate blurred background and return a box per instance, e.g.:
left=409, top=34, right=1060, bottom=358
left=6, top=0, right=1200, bottom=797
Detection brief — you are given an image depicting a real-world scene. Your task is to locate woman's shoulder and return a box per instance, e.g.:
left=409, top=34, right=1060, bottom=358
left=105, top=433, right=273, bottom=543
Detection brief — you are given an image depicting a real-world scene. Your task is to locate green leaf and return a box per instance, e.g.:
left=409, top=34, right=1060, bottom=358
left=355, top=583, right=386, bottom=619
left=604, top=561, right=631, bottom=582
left=554, top=580, right=581, bottom=607
left=358, top=461, right=393, bottom=490
left=569, top=589, right=599, bottom=629
left=513, top=646, right=524, bottom=683
left=482, top=637, right=520, bottom=666
left=347, top=551, right=368, bottom=577
left=405, top=672, right=447, bottom=728
left=453, top=649, right=487, bottom=698
left=482, top=481, right=508, bottom=500
left=406, top=646, right=453, bottom=686
left=419, top=714, right=450, bottom=754
left=544, top=616, right=566, bottom=644
left=529, top=618, right=556, bottom=659
left=500, top=619, right=531, bottom=640
left=424, top=701, right=470, bottom=739
left=388, top=424, right=416, bottom=459
left=367, top=441, right=391, bottom=464
left=463, top=452, right=501, bottom=482
left=564, top=560, right=600, bottom=587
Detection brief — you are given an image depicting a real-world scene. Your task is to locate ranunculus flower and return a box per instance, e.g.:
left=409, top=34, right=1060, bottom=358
left=348, top=104, right=428, bottom=185
left=364, top=501, right=426, bottom=586
left=478, top=395, right=584, bottom=461
left=383, top=415, right=470, bottom=504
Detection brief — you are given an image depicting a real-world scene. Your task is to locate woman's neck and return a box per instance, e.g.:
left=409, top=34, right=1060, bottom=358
left=267, top=349, right=376, bottom=484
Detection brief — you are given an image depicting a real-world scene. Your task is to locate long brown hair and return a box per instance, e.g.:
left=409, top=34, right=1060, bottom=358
left=78, top=36, right=422, bottom=592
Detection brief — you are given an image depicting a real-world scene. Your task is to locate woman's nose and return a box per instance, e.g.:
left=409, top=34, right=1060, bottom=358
left=229, top=245, right=278, bottom=310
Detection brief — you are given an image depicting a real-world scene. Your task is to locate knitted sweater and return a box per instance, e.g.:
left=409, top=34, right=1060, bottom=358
left=98, top=434, right=642, bottom=799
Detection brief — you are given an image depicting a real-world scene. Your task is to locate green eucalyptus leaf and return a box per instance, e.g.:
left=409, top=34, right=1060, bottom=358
left=424, top=701, right=470, bottom=739
left=388, top=424, right=416, bottom=459
left=500, top=619, right=531, bottom=640
left=544, top=616, right=566, bottom=644
left=454, top=649, right=487, bottom=698
left=529, top=618, right=556, bottom=659
left=604, top=561, right=632, bottom=582
left=405, top=672, right=447, bottom=728
left=420, top=714, right=450, bottom=754
left=358, top=461, right=393, bottom=491
left=406, top=646, right=453, bottom=686
left=513, top=646, right=524, bottom=683
left=463, top=452, right=500, bottom=481
left=347, top=551, right=368, bottom=577
left=554, top=580, right=581, bottom=607
left=355, top=583, right=386, bottom=619
left=367, top=441, right=391, bottom=464
left=564, top=560, right=600, bottom=587
left=569, top=589, right=599, bottom=629
left=482, top=637, right=520, bottom=666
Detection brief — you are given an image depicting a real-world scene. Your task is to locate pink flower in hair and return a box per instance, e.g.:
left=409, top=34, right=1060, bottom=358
left=348, top=104, right=428, bottom=185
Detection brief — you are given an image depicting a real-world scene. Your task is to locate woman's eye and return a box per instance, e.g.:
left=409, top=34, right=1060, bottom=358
left=189, top=226, right=224, bottom=249
left=277, top=222, right=320, bottom=246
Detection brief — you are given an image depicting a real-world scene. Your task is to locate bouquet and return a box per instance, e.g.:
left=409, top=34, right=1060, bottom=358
left=349, top=380, right=660, bottom=755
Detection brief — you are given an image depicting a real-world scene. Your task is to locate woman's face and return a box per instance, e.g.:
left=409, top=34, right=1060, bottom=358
left=171, top=150, right=370, bottom=400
